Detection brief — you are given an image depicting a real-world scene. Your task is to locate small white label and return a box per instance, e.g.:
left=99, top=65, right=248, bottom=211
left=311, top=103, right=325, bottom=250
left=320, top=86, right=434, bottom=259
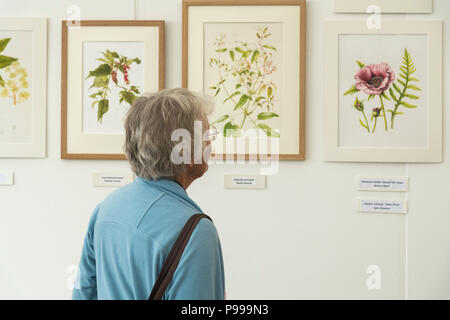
left=358, top=199, right=407, bottom=214
left=224, top=175, right=266, bottom=189
left=93, top=173, right=134, bottom=187
left=232, top=177, right=256, bottom=186
left=0, top=171, right=14, bottom=185
left=358, top=176, right=408, bottom=192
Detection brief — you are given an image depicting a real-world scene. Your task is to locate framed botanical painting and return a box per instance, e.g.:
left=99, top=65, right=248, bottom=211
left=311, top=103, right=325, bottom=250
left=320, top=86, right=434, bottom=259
left=61, top=20, right=164, bottom=160
left=324, top=20, right=443, bottom=163
left=0, top=18, right=47, bottom=158
left=182, top=0, right=306, bottom=160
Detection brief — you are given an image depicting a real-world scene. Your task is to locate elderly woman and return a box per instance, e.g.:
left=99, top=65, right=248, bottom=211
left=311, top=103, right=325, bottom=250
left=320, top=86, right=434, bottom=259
left=72, top=88, right=225, bottom=300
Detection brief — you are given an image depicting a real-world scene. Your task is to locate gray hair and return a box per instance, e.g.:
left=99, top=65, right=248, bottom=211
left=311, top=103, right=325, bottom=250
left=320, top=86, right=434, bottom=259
left=124, top=88, right=213, bottom=180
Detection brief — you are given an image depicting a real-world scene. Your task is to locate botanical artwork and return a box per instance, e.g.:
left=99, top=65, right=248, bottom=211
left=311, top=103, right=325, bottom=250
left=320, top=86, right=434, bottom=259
left=205, top=23, right=282, bottom=138
left=338, top=34, right=427, bottom=148
left=343, top=49, right=421, bottom=134
left=0, top=33, right=32, bottom=143
left=83, top=42, right=144, bottom=134
left=86, top=50, right=141, bottom=123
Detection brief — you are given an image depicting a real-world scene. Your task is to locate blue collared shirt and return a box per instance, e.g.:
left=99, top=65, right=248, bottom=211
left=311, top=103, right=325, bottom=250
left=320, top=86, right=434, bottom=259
left=72, top=177, right=225, bottom=300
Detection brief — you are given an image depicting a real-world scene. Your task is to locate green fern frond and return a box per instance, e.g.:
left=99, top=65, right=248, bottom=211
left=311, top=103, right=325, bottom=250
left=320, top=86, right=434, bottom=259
left=389, top=48, right=422, bottom=129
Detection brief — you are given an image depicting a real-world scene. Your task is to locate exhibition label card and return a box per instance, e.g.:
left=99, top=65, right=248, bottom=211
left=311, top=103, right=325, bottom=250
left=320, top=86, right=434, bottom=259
left=358, top=176, right=408, bottom=192
left=93, top=173, right=134, bottom=187
left=224, top=175, right=266, bottom=189
left=358, top=199, right=408, bottom=214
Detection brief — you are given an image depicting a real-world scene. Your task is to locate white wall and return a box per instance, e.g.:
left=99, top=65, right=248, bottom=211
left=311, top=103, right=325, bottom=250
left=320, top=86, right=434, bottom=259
left=0, top=0, right=448, bottom=299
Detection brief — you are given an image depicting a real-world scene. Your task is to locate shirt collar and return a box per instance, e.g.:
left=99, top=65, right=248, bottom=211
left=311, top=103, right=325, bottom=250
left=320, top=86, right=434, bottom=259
left=135, top=177, right=203, bottom=213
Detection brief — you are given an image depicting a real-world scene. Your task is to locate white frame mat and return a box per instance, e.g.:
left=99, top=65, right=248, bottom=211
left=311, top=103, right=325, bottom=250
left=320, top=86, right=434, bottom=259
left=324, top=20, right=443, bottom=163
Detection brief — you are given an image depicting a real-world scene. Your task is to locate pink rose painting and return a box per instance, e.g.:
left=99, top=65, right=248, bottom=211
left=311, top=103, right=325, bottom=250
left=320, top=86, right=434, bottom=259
left=344, top=49, right=422, bottom=134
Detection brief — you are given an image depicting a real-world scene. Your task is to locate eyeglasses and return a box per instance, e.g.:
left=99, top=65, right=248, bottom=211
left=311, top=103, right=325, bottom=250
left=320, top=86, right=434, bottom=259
left=204, top=127, right=220, bottom=141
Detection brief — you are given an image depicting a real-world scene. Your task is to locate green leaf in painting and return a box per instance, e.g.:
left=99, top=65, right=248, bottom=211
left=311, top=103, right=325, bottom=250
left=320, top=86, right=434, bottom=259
left=91, top=100, right=99, bottom=109
left=399, top=73, right=407, bottom=81
left=103, top=51, right=114, bottom=64
left=381, top=91, right=390, bottom=101
left=359, top=119, right=368, bottom=129
left=257, top=112, right=279, bottom=120
left=87, top=64, right=112, bottom=78
left=344, top=85, right=359, bottom=96
left=223, top=122, right=232, bottom=136
left=234, top=94, right=249, bottom=111
left=263, top=45, right=277, bottom=51
left=129, top=86, right=140, bottom=94
left=97, top=99, right=109, bottom=123
left=393, top=82, right=402, bottom=94
left=251, top=50, right=260, bottom=63
left=242, top=50, right=252, bottom=58
left=133, top=57, right=142, bottom=64
left=387, top=110, right=404, bottom=116
left=399, top=101, right=417, bottom=108
left=235, top=47, right=245, bottom=54
left=212, top=114, right=229, bottom=124
left=90, top=75, right=109, bottom=88
left=389, top=88, right=398, bottom=102
left=404, top=93, right=420, bottom=100
left=0, top=38, right=11, bottom=54
left=229, top=50, right=235, bottom=61
left=356, top=60, right=365, bottom=68
left=224, top=91, right=240, bottom=103
left=0, top=74, right=4, bottom=87
left=120, top=91, right=137, bottom=105
left=257, top=124, right=280, bottom=137
left=267, top=86, right=273, bottom=98
left=407, top=84, right=422, bottom=91
left=223, top=121, right=239, bottom=137
left=0, top=55, right=18, bottom=69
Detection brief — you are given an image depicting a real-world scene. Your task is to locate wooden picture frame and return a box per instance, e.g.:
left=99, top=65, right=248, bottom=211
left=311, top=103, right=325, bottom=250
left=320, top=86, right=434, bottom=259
left=182, top=0, right=306, bottom=161
left=61, top=20, right=165, bottom=160
left=0, top=18, right=47, bottom=158
left=324, top=20, right=443, bottom=163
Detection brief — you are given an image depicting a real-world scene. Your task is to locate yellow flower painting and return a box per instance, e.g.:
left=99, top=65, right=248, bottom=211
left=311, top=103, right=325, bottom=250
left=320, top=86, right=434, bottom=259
left=0, top=61, right=30, bottom=106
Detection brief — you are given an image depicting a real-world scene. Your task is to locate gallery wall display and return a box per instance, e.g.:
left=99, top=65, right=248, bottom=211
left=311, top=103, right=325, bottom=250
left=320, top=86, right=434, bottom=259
left=334, top=0, right=433, bottom=13
left=61, top=20, right=165, bottom=160
left=0, top=18, right=47, bottom=158
left=182, top=0, right=306, bottom=160
left=324, top=20, right=443, bottom=163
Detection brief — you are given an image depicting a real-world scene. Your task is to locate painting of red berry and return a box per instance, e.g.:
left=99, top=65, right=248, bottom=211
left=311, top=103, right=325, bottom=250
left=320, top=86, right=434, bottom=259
left=86, top=49, right=141, bottom=124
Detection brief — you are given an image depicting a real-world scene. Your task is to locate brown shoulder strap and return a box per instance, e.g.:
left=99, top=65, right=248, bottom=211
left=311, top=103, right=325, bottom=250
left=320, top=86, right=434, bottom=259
left=148, top=213, right=212, bottom=300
